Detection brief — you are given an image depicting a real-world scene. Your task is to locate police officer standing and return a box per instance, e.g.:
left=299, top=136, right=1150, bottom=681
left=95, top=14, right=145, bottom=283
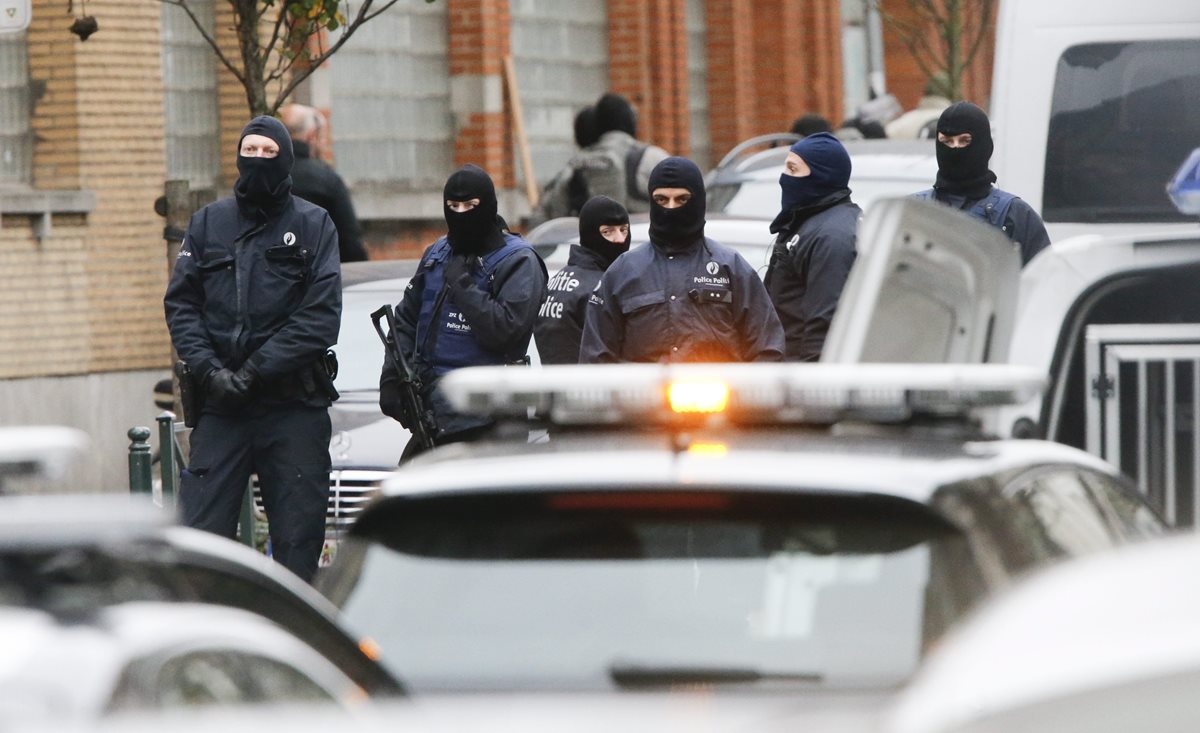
left=535, top=195, right=630, bottom=364
left=764, top=132, right=861, bottom=361
left=579, top=157, right=785, bottom=363
left=914, top=101, right=1050, bottom=265
left=379, top=164, right=547, bottom=460
left=164, top=116, right=341, bottom=583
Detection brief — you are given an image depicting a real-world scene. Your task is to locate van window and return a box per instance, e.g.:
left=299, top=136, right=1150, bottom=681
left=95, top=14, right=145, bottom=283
left=1043, top=41, right=1200, bottom=223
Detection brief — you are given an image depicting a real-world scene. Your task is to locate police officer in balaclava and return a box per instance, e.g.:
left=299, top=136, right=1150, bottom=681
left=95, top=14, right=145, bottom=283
left=380, top=164, right=548, bottom=462
left=165, top=115, right=342, bottom=583
left=579, top=156, right=784, bottom=363
left=535, top=195, right=631, bottom=364
left=914, top=101, right=1050, bottom=265
left=764, top=132, right=861, bottom=361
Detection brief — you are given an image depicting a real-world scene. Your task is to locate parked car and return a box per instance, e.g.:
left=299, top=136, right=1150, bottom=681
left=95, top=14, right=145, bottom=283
left=317, top=360, right=1162, bottom=724
left=888, top=531, right=1200, bottom=733
left=0, top=494, right=403, bottom=697
left=706, top=137, right=937, bottom=219
left=0, top=602, right=362, bottom=722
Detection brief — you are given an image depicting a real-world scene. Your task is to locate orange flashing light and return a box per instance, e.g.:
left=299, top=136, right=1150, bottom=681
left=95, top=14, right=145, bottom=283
left=359, top=636, right=383, bottom=661
left=668, top=381, right=730, bottom=414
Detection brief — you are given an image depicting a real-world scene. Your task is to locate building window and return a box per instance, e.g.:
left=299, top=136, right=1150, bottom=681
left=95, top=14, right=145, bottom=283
left=160, top=0, right=220, bottom=189
left=329, top=1, right=453, bottom=190
left=1043, top=40, right=1200, bottom=223
left=0, top=32, right=31, bottom=186
left=511, top=0, right=608, bottom=185
left=685, top=0, right=710, bottom=169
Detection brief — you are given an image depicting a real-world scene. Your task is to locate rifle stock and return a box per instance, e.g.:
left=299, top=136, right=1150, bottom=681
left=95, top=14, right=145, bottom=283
left=371, top=305, right=438, bottom=451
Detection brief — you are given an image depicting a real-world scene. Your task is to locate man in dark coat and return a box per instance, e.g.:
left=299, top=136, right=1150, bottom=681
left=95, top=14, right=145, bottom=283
left=764, top=132, right=861, bottom=362
left=579, top=157, right=785, bottom=363
left=535, top=195, right=630, bottom=364
left=282, top=104, right=368, bottom=262
left=379, top=164, right=548, bottom=461
left=914, top=101, right=1050, bottom=266
left=164, top=115, right=342, bottom=583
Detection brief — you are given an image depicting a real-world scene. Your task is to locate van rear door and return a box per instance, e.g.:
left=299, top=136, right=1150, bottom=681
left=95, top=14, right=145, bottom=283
left=822, top=197, right=1020, bottom=364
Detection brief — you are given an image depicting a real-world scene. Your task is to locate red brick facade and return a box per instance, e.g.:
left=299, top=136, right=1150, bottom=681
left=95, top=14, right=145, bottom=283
left=448, top=0, right=515, bottom=188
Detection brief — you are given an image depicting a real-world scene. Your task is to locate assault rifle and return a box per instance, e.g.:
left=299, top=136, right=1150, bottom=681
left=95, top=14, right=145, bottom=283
left=371, top=305, right=437, bottom=451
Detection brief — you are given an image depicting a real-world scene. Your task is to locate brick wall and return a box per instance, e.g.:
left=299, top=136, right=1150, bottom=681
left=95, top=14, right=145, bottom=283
left=0, top=0, right=170, bottom=379
left=608, top=0, right=691, bottom=156
left=448, top=0, right=514, bottom=188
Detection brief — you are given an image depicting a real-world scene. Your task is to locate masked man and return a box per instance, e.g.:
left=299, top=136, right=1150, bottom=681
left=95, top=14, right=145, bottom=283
left=379, top=165, right=548, bottom=461
left=165, top=115, right=342, bottom=583
left=579, top=157, right=784, bottom=363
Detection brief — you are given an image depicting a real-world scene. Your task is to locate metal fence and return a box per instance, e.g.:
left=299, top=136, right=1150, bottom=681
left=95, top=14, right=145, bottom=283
left=1086, top=324, right=1200, bottom=527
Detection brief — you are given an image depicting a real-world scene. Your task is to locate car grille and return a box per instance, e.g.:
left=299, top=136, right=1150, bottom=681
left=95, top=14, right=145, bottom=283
left=250, top=469, right=388, bottom=538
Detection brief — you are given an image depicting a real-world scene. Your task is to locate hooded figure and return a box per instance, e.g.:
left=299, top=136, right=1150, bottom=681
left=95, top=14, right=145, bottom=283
left=535, top=196, right=630, bottom=365
left=578, top=157, right=785, bottom=364
left=646, top=156, right=707, bottom=250
left=574, top=106, right=601, bottom=149
left=595, top=93, right=638, bottom=137
left=379, top=164, right=548, bottom=461
left=914, top=101, right=1051, bottom=266
left=443, top=164, right=504, bottom=256
left=933, top=101, right=997, bottom=198
left=164, top=114, right=342, bottom=583
left=234, top=115, right=295, bottom=217
left=764, top=132, right=861, bottom=362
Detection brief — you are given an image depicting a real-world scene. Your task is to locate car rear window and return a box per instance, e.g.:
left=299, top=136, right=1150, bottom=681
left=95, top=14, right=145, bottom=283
left=323, top=490, right=986, bottom=692
left=1043, top=40, right=1200, bottom=223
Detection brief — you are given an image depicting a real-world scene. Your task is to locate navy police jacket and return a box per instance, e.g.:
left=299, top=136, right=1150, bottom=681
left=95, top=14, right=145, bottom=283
left=534, top=245, right=609, bottom=365
left=390, top=232, right=547, bottom=435
left=914, top=187, right=1050, bottom=266
left=763, top=197, right=861, bottom=362
left=164, top=196, right=342, bottom=408
left=579, top=237, right=785, bottom=363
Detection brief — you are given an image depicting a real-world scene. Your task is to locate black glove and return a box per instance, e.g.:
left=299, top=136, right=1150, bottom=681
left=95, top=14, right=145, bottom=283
left=206, top=366, right=255, bottom=411
left=443, top=254, right=476, bottom=290
left=379, top=376, right=411, bottom=429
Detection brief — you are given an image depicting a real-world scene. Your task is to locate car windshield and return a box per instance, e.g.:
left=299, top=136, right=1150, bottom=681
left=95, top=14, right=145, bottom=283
left=336, top=287, right=402, bottom=393
left=326, top=490, right=979, bottom=692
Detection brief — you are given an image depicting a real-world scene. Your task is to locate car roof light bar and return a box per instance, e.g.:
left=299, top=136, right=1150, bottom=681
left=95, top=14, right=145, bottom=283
left=440, top=363, right=1046, bottom=427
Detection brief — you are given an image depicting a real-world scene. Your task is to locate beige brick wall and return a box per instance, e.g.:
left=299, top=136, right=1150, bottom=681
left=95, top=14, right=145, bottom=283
left=1, top=0, right=170, bottom=379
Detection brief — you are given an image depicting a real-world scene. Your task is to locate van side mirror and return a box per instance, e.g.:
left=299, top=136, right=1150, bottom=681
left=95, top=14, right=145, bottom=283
left=1167, top=148, right=1200, bottom=216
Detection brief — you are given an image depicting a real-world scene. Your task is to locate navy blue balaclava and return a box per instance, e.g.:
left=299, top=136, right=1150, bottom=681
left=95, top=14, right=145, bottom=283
left=574, top=106, right=600, bottom=149
left=647, top=157, right=706, bottom=249
left=595, top=93, right=637, bottom=137
left=934, top=101, right=997, bottom=197
left=235, top=115, right=294, bottom=215
left=443, top=164, right=502, bottom=254
left=578, top=195, right=630, bottom=268
left=778, top=132, right=852, bottom=213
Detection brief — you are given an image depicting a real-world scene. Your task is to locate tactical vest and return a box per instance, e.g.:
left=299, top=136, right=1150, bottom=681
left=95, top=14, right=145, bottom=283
left=415, top=233, right=534, bottom=375
left=914, top=188, right=1018, bottom=237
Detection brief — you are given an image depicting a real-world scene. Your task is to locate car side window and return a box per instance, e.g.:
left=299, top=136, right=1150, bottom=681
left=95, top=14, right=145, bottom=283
left=240, top=654, right=337, bottom=703
left=1006, top=468, right=1120, bottom=555
left=154, top=651, right=252, bottom=706
left=1077, top=470, right=1166, bottom=539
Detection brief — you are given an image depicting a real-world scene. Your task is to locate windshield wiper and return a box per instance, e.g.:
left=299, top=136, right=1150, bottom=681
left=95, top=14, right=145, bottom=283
left=609, top=663, right=822, bottom=689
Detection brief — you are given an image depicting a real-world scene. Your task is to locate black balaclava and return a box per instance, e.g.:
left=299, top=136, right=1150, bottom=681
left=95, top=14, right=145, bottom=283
left=574, top=106, right=600, bottom=149
left=779, top=132, right=852, bottom=213
left=443, top=164, right=502, bottom=255
left=235, top=115, right=294, bottom=216
left=647, top=157, right=706, bottom=250
left=578, top=195, right=631, bottom=268
left=934, top=101, right=997, bottom=198
left=594, top=93, right=637, bottom=137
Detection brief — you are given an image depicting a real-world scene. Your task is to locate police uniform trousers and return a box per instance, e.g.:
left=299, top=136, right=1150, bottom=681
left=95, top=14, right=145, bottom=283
left=179, top=406, right=331, bottom=582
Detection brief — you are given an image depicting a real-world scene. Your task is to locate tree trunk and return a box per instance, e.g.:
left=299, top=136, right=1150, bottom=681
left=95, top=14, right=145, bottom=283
left=232, top=0, right=269, bottom=116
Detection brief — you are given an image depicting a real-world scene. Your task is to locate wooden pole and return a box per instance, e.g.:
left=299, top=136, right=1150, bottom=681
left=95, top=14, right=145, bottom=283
left=503, top=54, right=539, bottom=208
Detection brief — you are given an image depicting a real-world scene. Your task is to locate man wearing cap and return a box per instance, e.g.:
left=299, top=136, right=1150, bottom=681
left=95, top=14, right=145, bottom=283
left=914, top=101, right=1050, bottom=266
left=579, top=156, right=784, bottom=363
left=164, top=115, right=342, bottom=583
left=764, top=132, right=861, bottom=362
left=379, top=164, right=548, bottom=461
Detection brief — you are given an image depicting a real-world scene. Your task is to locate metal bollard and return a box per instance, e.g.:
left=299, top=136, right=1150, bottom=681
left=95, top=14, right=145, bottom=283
left=156, top=412, right=177, bottom=507
left=128, top=427, right=153, bottom=496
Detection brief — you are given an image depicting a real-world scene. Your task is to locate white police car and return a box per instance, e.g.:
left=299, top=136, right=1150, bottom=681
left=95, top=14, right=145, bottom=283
left=317, top=362, right=1162, bottom=723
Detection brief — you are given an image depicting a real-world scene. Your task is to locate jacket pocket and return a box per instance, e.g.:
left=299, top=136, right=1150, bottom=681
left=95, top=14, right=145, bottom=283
left=264, top=245, right=309, bottom=283
left=197, top=254, right=236, bottom=303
